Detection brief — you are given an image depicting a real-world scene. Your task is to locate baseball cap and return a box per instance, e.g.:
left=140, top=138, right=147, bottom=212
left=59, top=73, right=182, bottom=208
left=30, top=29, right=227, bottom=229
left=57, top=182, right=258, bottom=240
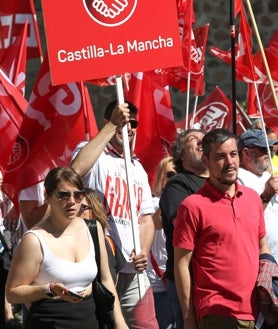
left=238, top=129, right=278, bottom=152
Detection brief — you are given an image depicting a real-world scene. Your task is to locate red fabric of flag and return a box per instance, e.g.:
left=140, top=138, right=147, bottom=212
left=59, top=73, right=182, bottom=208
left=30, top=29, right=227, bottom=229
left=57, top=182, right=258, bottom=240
left=234, top=0, right=243, bottom=18
left=2, top=54, right=98, bottom=207
left=0, top=70, right=27, bottom=174
left=125, top=73, right=176, bottom=188
left=210, top=6, right=258, bottom=83
left=0, top=0, right=42, bottom=59
left=145, top=24, right=209, bottom=95
left=0, top=21, right=27, bottom=95
left=188, top=86, right=233, bottom=132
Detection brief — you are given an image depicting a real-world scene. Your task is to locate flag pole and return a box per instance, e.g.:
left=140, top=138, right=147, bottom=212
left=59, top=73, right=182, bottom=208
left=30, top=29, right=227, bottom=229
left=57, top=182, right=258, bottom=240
left=244, top=0, right=278, bottom=112
left=115, top=75, right=145, bottom=299
left=230, top=0, right=237, bottom=134
left=185, top=72, right=191, bottom=130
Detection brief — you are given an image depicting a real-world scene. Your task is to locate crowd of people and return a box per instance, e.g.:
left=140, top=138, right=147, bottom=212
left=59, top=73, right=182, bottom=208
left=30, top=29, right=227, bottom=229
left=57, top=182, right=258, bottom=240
left=1, top=99, right=278, bottom=329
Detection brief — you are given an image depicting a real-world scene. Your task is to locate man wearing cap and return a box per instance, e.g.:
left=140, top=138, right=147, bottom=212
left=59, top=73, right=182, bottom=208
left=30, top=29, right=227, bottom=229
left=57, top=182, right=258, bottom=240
left=237, top=129, right=278, bottom=329
left=237, top=129, right=278, bottom=207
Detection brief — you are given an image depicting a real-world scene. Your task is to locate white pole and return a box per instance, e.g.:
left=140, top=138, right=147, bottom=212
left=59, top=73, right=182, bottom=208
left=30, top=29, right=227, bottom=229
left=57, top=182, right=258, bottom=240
left=115, top=75, right=145, bottom=298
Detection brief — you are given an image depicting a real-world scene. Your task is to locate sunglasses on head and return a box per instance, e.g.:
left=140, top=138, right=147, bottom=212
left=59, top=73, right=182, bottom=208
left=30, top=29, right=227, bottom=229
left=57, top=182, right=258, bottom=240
left=53, top=190, right=85, bottom=203
left=129, top=119, right=138, bottom=129
left=165, top=171, right=176, bottom=179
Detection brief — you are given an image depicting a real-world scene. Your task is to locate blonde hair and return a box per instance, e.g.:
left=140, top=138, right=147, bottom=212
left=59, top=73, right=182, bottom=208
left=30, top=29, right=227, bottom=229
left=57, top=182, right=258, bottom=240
left=152, top=156, right=174, bottom=197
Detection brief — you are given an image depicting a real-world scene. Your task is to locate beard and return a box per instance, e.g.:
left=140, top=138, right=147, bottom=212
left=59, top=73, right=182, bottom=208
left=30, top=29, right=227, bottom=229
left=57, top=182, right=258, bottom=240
left=219, top=166, right=238, bottom=186
left=188, top=154, right=207, bottom=172
left=219, top=176, right=237, bottom=186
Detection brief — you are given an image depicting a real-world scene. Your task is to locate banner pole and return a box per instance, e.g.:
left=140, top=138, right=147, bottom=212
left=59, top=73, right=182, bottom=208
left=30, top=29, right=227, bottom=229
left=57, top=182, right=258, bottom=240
left=230, top=0, right=237, bottom=134
left=115, top=75, right=145, bottom=299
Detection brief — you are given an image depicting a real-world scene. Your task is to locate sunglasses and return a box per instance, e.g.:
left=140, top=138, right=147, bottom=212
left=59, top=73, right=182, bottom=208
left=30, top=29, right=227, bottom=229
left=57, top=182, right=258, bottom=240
left=53, top=190, right=85, bottom=203
left=79, top=204, right=92, bottom=212
left=129, top=119, right=138, bottom=129
left=165, top=171, right=176, bottom=179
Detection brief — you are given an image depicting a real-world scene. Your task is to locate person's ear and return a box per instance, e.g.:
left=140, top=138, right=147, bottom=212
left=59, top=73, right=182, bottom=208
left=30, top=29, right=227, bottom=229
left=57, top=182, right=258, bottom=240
left=202, top=155, right=208, bottom=166
left=241, top=147, right=249, bottom=157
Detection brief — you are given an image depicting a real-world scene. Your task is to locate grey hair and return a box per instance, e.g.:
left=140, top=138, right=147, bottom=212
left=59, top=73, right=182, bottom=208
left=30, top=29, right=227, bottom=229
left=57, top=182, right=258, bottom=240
left=172, top=129, right=205, bottom=173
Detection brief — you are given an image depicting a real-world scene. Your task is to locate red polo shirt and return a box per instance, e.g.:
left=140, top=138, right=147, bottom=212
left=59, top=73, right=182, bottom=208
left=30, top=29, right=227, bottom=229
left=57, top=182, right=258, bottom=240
left=174, top=180, right=266, bottom=320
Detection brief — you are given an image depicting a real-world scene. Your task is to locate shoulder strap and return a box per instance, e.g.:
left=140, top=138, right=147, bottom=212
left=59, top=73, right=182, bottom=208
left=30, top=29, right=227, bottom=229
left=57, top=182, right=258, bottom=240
left=105, top=235, right=116, bottom=257
left=84, top=218, right=101, bottom=281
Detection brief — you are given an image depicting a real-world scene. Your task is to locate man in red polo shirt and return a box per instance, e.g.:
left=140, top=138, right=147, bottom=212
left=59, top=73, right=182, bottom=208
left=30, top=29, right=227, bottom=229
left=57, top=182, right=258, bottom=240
left=173, top=128, right=270, bottom=329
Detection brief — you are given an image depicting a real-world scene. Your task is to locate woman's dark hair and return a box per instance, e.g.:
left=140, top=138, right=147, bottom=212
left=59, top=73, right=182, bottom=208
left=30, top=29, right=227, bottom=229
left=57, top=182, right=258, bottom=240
left=104, top=99, right=138, bottom=120
left=44, top=167, right=84, bottom=195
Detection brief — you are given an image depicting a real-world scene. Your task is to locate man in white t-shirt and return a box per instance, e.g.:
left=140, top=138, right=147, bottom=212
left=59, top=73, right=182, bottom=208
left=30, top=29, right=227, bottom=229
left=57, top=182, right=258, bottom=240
left=237, top=129, right=278, bottom=205
left=19, top=181, right=47, bottom=231
left=71, top=100, right=158, bottom=329
left=237, top=129, right=278, bottom=329
left=237, top=129, right=278, bottom=266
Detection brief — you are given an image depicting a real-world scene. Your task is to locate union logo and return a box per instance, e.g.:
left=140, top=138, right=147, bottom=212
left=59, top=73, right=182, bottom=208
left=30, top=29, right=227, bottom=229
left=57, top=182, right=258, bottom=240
left=6, top=135, right=29, bottom=172
left=83, top=0, right=137, bottom=27
left=191, top=102, right=229, bottom=132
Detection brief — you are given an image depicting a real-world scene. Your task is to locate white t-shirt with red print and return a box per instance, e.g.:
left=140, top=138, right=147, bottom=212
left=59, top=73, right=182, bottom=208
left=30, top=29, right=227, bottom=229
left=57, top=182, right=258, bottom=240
left=73, top=141, right=154, bottom=273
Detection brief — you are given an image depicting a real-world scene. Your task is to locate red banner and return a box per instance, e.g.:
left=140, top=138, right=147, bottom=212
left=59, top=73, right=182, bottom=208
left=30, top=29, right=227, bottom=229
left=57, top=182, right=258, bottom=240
left=0, top=0, right=42, bottom=59
left=41, top=0, right=183, bottom=84
left=0, top=21, right=27, bottom=94
left=2, top=54, right=98, bottom=207
left=0, top=70, right=27, bottom=174
left=126, top=72, right=176, bottom=188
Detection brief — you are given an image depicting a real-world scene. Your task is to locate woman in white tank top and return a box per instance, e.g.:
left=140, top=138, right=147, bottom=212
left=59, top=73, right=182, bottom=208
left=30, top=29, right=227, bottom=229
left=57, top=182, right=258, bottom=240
left=5, top=167, right=127, bottom=329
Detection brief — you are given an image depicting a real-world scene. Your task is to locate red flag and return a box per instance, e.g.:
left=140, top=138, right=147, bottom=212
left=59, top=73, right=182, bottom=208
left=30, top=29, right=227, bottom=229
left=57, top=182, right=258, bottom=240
left=246, top=83, right=258, bottom=116
left=0, top=0, right=42, bottom=59
left=125, top=73, right=176, bottom=188
left=210, top=6, right=257, bottom=83
left=252, top=36, right=278, bottom=84
left=0, top=21, right=27, bottom=95
left=2, top=53, right=98, bottom=207
left=144, top=24, right=209, bottom=95
left=246, top=30, right=278, bottom=117
left=187, top=86, right=233, bottom=132
left=177, top=95, right=249, bottom=134
left=188, top=24, right=209, bottom=96
left=0, top=69, right=27, bottom=174
left=255, top=83, right=278, bottom=125
left=178, top=0, right=195, bottom=72
left=234, top=0, right=243, bottom=18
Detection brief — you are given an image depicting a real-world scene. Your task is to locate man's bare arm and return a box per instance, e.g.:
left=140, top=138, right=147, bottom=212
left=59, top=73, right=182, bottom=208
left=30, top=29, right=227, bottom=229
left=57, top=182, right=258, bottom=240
left=174, top=246, right=197, bottom=329
left=71, top=103, right=130, bottom=177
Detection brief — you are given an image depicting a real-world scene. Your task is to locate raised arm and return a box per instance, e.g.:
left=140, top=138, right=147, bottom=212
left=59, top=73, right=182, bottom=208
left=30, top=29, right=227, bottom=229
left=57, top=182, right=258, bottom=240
left=71, top=103, right=130, bottom=177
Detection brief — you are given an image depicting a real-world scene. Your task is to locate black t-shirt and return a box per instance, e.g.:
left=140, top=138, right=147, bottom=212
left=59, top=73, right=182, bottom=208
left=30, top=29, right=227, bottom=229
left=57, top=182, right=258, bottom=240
left=159, top=170, right=206, bottom=280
